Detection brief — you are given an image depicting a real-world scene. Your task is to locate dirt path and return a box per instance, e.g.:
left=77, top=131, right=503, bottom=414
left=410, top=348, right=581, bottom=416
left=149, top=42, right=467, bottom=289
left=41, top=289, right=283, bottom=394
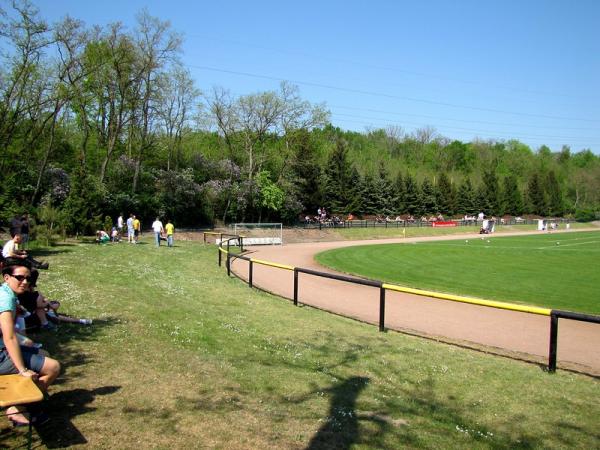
left=230, top=230, right=600, bottom=376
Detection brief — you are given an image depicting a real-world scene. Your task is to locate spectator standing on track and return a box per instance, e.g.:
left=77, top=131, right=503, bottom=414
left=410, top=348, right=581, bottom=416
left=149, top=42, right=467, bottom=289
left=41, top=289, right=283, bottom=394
left=151, top=217, right=164, bottom=247
left=165, top=219, right=174, bottom=247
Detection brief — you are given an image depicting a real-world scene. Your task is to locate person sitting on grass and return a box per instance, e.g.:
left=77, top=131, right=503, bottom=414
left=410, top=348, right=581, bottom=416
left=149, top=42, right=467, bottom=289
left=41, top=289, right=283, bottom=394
left=2, top=234, right=49, bottom=270
left=18, top=269, right=92, bottom=331
left=0, top=260, right=60, bottom=426
left=96, top=230, right=110, bottom=244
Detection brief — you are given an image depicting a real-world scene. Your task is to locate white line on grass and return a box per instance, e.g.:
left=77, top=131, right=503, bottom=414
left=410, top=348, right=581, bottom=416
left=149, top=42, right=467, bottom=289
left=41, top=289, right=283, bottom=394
left=537, top=240, right=600, bottom=249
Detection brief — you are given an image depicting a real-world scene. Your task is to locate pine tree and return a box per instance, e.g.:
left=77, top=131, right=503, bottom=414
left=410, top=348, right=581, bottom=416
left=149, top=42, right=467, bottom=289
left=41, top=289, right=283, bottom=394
left=481, top=167, right=501, bottom=215
left=420, top=179, right=437, bottom=215
left=374, top=162, right=394, bottom=215
left=360, top=173, right=378, bottom=215
left=501, top=175, right=523, bottom=216
left=436, top=172, right=454, bottom=216
left=545, top=170, right=563, bottom=216
left=322, top=140, right=355, bottom=213
left=404, top=173, right=420, bottom=215
left=393, top=171, right=405, bottom=214
left=456, top=178, right=476, bottom=215
left=526, top=172, right=546, bottom=215
left=290, top=130, right=322, bottom=213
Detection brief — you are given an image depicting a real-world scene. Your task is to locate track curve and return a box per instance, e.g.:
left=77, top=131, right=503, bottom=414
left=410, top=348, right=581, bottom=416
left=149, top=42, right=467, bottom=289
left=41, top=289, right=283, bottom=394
left=230, top=230, right=600, bottom=376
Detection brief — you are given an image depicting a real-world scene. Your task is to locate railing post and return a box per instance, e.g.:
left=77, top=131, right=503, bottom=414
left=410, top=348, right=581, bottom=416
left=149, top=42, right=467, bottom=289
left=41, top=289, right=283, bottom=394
left=226, top=252, right=231, bottom=277
left=249, top=260, right=253, bottom=288
left=548, top=312, right=559, bottom=372
left=218, top=246, right=222, bottom=267
left=293, top=268, right=299, bottom=306
left=240, top=236, right=244, bottom=253
left=379, top=285, right=386, bottom=332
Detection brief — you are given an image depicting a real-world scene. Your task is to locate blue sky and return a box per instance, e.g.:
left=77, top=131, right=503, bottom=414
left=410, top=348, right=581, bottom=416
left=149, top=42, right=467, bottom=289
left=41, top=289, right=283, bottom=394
left=36, top=0, right=600, bottom=153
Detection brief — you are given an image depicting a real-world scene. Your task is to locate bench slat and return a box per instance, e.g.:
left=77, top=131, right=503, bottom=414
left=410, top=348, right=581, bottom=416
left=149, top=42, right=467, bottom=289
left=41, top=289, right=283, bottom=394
left=0, top=375, right=43, bottom=407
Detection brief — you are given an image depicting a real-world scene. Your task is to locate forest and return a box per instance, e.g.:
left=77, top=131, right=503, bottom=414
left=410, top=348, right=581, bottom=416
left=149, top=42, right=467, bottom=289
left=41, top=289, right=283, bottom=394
left=1, top=2, right=599, bottom=238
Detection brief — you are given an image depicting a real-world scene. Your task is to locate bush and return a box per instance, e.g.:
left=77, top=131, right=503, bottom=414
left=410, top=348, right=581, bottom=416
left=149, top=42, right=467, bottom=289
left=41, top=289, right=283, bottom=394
left=574, top=209, right=599, bottom=222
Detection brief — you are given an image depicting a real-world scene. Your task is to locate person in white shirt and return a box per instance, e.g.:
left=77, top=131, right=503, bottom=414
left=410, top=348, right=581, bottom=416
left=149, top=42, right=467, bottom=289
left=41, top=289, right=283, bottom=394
left=2, top=235, right=48, bottom=269
left=117, top=214, right=124, bottom=233
left=151, top=217, right=164, bottom=247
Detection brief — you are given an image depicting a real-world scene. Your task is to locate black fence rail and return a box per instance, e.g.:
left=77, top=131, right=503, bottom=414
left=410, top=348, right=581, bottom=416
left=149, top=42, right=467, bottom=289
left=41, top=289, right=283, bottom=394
left=214, top=235, right=598, bottom=374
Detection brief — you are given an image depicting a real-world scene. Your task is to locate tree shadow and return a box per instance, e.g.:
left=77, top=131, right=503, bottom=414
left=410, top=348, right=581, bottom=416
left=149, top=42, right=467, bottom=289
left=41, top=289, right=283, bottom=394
left=305, top=376, right=370, bottom=450
left=34, top=385, right=121, bottom=448
left=27, top=242, right=78, bottom=256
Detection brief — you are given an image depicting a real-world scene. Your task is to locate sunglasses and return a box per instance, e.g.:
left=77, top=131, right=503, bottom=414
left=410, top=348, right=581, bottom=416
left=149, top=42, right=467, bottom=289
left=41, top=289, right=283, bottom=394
left=9, top=274, right=33, bottom=283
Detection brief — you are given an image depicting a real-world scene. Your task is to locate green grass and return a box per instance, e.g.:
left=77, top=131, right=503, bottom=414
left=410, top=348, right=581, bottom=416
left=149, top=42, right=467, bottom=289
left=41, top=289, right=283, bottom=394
left=3, top=236, right=599, bottom=449
left=315, top=230, right=600, bottom=314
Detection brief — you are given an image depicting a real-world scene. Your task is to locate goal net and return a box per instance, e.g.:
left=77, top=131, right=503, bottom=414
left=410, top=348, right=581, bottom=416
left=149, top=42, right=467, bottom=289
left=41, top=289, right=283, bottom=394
left=233, top=223, right=283, bottom=246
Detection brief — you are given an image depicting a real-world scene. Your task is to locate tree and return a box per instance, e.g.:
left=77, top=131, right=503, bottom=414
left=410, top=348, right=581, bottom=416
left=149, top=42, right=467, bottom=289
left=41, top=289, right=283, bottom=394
left=156, top=66, right=199, bottom=171
left=526, top=172, right=546, bottom=215
left=360, top=173, right=378, bottom=215
left=392, top=171, right=405, bottom=214
left=501, top=174, right=523, bottom=216
left=373, top=162, right=393, bottom=215
left=256, top=170, right=284, bottom=222
left=480, top=166, right=501, bottom=215
left=288, top=129, right=322, bottom=214
left=130, top=10, right=182, bottom=193
left=403, top=173, right=420, bottom=215
left=545, top=170, right=563, bottom=216
left=322, top=140, right=356, bottom=213
left=456, top=178, right=476, bottom=215
left=435, top=172, right=455, bottom=216
left=420, top=178, right=437, bottom=215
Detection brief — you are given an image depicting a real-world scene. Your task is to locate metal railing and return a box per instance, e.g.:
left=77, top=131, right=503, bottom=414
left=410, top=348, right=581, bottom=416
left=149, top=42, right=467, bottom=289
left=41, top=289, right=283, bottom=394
left=214, top=235, right=598, bottom=374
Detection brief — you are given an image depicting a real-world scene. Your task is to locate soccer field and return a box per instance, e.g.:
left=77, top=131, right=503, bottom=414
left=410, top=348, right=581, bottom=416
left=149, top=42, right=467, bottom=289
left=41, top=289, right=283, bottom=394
left=315, top=231, right=600, bottom=314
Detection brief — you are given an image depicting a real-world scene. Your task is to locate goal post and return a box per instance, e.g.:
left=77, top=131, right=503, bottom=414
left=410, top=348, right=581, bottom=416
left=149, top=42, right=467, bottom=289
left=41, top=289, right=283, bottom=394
left=233, top=223, right=283, bottom=246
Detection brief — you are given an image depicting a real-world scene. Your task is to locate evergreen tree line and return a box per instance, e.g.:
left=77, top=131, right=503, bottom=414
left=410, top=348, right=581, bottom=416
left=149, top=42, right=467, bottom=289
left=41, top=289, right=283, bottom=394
left=0, top=3, right=598, bottom=238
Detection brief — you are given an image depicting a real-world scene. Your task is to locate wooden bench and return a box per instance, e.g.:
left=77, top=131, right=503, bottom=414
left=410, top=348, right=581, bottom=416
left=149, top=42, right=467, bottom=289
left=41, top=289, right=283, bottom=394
left=0, top=374, right=44, bottom=449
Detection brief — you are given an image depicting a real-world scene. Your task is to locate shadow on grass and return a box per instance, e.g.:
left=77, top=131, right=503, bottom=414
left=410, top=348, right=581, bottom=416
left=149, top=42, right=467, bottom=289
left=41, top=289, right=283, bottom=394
left=306, top=376, right=370, bottom=450
left=35, top=385, right=121, bottom=448
left=29, top=243, right=77, bottom=257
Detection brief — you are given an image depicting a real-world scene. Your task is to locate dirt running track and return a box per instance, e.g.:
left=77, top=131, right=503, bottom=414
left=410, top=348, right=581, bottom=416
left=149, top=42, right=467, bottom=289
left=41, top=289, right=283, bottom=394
left=230, top=230, right=600, bottom=376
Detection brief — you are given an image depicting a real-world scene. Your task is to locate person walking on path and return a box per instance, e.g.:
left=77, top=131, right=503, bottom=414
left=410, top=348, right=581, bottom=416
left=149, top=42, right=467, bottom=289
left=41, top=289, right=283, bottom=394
left=165, top=219, right=175, bottom=247
left=151, top=217, right=164, bottom=247
left=126, top=214, right=134, bottom=243
left=133, top=216, right=141, bottom=244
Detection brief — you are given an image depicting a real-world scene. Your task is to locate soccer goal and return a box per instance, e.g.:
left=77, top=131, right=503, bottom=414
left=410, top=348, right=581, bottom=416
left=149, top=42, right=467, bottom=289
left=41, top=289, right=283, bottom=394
left=233, top=223, right=283, bottom=246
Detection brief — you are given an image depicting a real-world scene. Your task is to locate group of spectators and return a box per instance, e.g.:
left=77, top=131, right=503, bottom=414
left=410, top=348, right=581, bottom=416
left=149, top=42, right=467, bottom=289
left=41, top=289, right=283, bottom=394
left=97, top=213, right=175, bottom=247
left=0, top=216, right=92, bottom=427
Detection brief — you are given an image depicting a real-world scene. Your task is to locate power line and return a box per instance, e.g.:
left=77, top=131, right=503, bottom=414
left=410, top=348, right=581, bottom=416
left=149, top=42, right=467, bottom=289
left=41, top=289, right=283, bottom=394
left=184, top=34, right=599, bottom=103
left=330, top=105, right=600, bottom=132
left=189, top=64, right=599, bottom=124
left=330, top=112, right=600, bottom=142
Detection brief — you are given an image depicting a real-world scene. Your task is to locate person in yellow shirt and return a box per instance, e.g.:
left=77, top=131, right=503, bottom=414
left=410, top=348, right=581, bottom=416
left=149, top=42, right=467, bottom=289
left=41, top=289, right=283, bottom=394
left=165, top=219, right=175, bottom=247
left=133, top=216, right=141, bottom=244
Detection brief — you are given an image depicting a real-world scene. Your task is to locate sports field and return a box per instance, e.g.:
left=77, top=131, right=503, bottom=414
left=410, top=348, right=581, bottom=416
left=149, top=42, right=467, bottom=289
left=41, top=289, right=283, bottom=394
left=315, top=230, right=600, bottom=314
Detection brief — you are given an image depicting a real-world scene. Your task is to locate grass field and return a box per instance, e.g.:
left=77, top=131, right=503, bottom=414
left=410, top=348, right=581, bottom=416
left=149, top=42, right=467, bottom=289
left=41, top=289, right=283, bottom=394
left=315, top=230, right=600, bottom=314
left=3, top=235, right=599, bottom=449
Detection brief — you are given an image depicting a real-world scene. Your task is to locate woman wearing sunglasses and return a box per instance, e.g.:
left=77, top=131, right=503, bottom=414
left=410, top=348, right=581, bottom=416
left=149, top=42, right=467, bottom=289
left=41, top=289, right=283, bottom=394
left=0, top=260, right=60, bottom=426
